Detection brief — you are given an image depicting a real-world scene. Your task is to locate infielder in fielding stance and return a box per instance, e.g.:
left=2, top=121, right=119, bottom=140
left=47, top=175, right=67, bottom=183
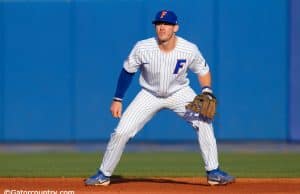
left=85, top=10, right=235, bottom=186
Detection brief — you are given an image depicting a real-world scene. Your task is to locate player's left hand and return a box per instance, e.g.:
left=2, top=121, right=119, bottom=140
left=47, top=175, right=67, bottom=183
left=184, top=92, right=217, bottom=122
left=110, top=101, right=122, bottom=118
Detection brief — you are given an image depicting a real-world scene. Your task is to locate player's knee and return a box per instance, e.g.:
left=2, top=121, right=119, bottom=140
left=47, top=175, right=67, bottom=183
left=112, top=129, right=136, bottom=140
left=114, top=124, right=140, bottom=138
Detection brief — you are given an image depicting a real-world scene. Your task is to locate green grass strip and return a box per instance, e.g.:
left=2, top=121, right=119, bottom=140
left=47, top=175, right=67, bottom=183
left=0, top=152, right=299, bottom=178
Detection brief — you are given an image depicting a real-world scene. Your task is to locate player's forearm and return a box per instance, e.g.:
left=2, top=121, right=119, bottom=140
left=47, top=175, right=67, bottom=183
left=113, top=68, right=135, bottom=101
left=198, top=72, right=213, bottom=93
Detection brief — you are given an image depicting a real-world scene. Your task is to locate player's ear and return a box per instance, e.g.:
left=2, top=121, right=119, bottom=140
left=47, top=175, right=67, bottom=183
left=174, top=24, right=179, bottom=33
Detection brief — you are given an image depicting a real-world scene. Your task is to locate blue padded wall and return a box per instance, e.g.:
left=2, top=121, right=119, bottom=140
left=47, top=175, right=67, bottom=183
left=217, top=0, right=288, bottom=140
left=2, top=2, right=72, bottom=141
left=0, top=0, right=293, bottom=141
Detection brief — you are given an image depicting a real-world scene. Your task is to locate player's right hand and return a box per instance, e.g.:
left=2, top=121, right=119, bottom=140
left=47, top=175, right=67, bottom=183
left=110, top=101, right=122, bottom=118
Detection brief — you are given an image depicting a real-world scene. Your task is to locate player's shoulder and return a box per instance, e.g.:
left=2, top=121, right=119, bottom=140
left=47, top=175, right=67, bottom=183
left=134, top=37, right=157, bottom=51
left=176, top=36, right=200, bottom=53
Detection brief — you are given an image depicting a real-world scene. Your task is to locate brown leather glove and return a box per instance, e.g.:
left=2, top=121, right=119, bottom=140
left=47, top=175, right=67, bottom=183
left=185, top=92, right=217, bottom=121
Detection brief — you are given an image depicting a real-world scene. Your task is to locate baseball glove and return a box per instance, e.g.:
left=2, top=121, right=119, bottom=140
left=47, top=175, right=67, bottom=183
left=184, top=92, right=217, bottom=122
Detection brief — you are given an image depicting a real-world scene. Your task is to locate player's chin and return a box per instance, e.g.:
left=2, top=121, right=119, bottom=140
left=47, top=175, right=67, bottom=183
left=158, top=37, right=171, bottom=43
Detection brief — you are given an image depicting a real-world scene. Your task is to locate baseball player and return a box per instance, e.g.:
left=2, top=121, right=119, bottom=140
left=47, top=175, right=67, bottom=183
left=85, top=10, right=235, bottom=186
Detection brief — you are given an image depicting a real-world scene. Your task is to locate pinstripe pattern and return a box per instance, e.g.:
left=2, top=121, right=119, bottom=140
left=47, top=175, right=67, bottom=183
left=99, top=36, right=219, bottom=176
left=124, top=37, right=209, bottom=97
left=100, top=87, right=218, bottom=176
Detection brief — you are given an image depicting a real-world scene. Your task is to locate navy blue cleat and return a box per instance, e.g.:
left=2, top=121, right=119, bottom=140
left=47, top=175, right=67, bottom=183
left=84, top=170, right=110, bottom=186
left=207, top=168, right=235, bottom=185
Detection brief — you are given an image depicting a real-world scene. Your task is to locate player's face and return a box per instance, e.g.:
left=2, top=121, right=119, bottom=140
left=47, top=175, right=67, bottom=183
left=155, top=22, right=179, bottom=43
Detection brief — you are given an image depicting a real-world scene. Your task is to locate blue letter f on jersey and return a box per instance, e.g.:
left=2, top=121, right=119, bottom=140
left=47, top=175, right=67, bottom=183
left=173, top=59, right=186, bottom=74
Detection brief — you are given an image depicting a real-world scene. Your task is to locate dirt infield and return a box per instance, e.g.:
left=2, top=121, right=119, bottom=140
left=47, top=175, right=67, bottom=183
left=1, top=177, right=300, bottom=194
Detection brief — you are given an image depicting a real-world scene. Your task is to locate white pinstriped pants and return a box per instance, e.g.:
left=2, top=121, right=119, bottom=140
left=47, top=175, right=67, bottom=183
left=100, top=86, right=219, bottom=176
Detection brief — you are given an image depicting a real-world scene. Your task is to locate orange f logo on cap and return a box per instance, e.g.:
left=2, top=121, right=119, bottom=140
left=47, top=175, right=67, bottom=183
left=160, top=11, right=167, bottom=18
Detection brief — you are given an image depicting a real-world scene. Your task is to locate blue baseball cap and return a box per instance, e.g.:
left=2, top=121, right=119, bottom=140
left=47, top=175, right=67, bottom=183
left=152, top=10, right=178, bottom=25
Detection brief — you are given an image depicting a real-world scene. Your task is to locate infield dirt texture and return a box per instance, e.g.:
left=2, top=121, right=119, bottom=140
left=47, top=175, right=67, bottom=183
left=1, top=177, right=300, bottom=194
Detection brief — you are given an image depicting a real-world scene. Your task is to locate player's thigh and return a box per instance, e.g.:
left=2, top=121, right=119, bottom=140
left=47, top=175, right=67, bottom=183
left=168, top=86, right=196, bottom=117
left=115, top=90, right=162, bottom=136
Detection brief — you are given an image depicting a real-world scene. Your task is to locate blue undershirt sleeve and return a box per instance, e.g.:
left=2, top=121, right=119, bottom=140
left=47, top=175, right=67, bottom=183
left=113, top=68, right=135, bottom=101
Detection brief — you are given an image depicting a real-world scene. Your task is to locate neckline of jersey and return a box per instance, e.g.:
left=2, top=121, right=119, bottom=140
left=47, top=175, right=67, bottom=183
left=156, top=36, right=179, bottom=55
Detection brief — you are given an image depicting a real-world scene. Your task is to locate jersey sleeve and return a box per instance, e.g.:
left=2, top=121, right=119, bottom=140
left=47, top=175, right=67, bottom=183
left=123, top=42, right=141, bottom=73
left=189, top=46, right=210, bottom=76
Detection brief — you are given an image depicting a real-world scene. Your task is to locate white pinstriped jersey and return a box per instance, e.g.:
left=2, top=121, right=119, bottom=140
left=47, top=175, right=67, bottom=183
left=99, top=37, right=220, bottom=177
left=124, top=36, right=209, bottom=97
